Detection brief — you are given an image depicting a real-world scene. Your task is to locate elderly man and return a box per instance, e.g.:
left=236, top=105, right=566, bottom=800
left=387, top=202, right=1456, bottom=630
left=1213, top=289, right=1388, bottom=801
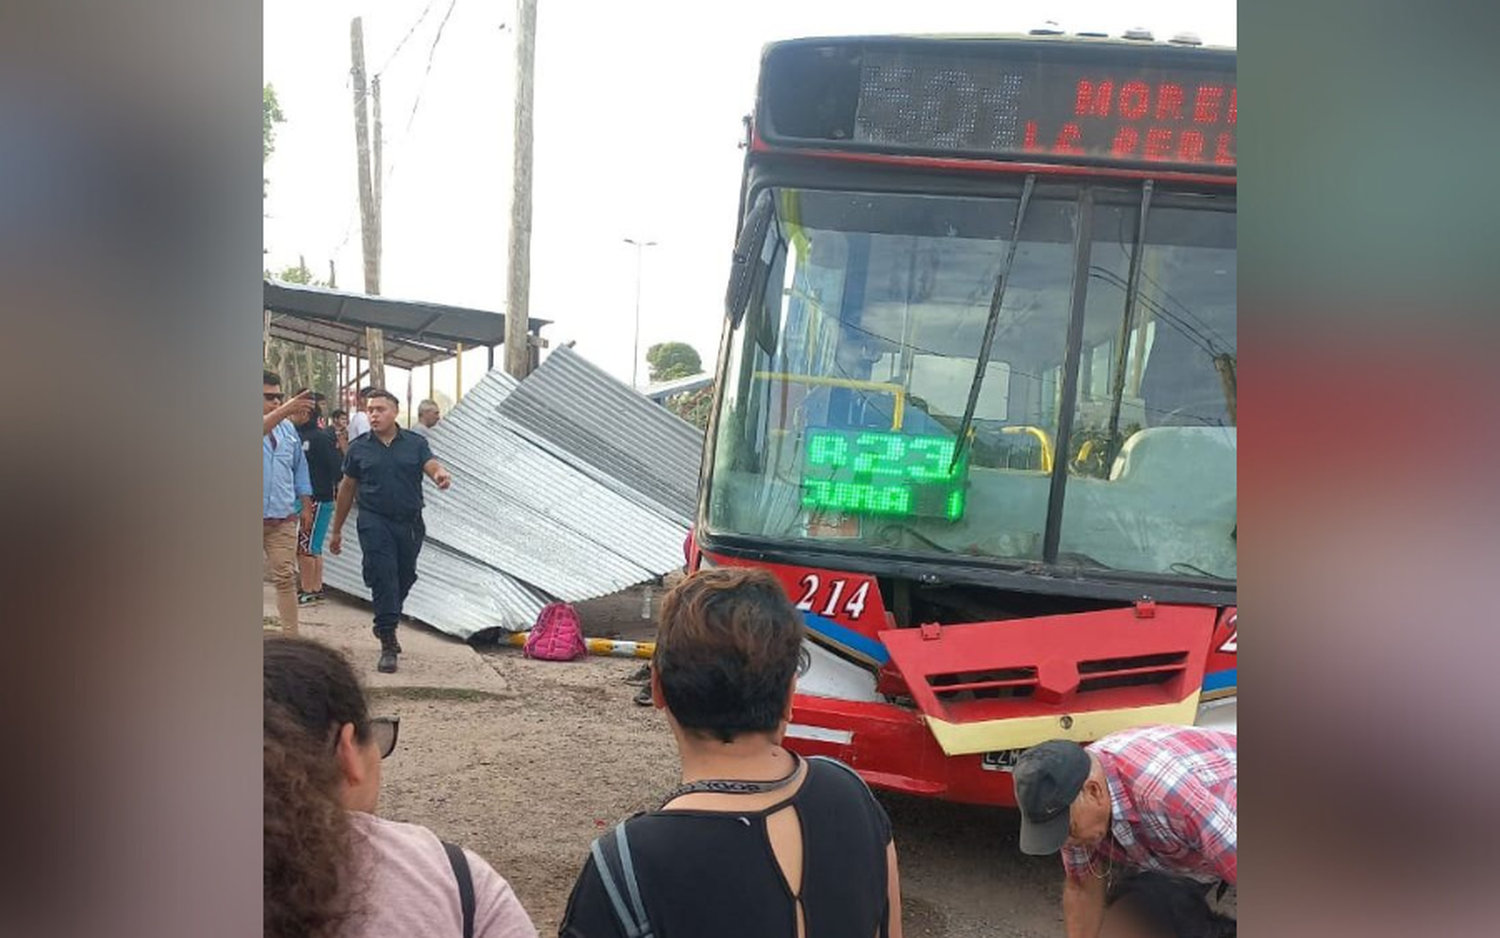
left=1013, top=724, right=1236, bottom=938
left=412, top=399, right=441, bottom=436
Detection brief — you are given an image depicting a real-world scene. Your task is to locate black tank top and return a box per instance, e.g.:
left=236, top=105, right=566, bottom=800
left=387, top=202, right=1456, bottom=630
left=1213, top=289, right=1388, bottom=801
left=559, top=757, right=893, bottom=938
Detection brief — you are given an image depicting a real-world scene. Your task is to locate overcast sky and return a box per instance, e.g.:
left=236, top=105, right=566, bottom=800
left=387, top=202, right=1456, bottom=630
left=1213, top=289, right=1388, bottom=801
left=263, top=0, right=1235, bottom=404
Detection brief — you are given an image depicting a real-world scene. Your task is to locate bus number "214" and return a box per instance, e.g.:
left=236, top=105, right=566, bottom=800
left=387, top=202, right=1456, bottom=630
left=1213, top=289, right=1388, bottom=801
left=795, top=574, right=872, bottom=621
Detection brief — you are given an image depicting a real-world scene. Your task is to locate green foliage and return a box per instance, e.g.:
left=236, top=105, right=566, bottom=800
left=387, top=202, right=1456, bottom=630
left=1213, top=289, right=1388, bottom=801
left=663, top=385, right=713, bottom=431
left=646, top=342, right=703, bottom=383
left=263, top=84, right=285, bottom=164
left=276, top=259, right=318, bottom=285
left=265, top=260, right=338, bottom=402
left=264, top=84, right=285, bottom=203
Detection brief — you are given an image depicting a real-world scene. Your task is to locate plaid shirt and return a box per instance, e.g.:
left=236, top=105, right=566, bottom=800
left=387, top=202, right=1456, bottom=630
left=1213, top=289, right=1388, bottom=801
left=1061, top=725, right=1237, bottom=885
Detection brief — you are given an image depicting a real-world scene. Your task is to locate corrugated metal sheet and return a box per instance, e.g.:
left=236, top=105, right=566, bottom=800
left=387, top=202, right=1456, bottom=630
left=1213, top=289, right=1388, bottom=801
left=497, top=346, right=705, bottom=524
left=322, top=513, right=550, bottom=639
left=321, top=348, right=703, bottom=640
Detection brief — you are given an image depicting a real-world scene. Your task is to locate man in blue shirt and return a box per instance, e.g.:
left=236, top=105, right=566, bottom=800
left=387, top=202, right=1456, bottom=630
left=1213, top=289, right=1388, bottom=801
left=330, top=390, right=452, bottom=673
left=263, top=370, right=315, bottom=635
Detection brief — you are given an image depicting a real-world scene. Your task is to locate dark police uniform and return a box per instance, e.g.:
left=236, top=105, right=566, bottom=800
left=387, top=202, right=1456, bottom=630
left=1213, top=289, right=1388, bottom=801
left=341, top=428, right=434, bottom=640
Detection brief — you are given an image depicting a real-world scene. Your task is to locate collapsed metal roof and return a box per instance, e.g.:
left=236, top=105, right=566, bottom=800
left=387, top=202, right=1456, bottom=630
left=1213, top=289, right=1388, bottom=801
left=498, top=346, right=704, bottom=524
left=321, top=346, right=703, bottom=639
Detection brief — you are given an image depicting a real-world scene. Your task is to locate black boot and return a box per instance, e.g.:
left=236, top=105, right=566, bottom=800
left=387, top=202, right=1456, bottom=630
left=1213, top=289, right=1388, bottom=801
left=377, top=633, right=399, bottom=673
left=623, top=663, right=652, bottom=686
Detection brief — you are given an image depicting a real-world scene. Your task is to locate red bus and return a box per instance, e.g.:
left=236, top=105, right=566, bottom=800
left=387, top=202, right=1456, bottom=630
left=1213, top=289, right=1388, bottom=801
left=693, top=33, right=1236, bottom=805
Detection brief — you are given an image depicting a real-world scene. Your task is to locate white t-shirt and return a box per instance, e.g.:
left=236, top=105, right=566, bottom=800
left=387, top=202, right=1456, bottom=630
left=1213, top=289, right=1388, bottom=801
left=346, top=812, right=538, bottom=938
left=349, top=410, right=371, bottom=440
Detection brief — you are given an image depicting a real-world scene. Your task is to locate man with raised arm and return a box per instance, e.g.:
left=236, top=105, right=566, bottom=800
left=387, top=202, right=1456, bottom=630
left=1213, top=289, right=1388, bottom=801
left=328, top=390, right=451, bottom=673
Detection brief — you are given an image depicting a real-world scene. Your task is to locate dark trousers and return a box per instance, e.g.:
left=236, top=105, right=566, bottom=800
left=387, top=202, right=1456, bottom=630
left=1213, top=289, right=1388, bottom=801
left=356, top=510, right=425, bottom=638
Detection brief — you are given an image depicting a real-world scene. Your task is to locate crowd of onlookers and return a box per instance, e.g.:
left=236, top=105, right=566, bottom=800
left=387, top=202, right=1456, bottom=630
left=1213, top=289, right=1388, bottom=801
left=263, top=568, right=1236, bottom=938
left=264, top=372, right=1234, bottom=938
left=262, top=371, right=444, bottom=638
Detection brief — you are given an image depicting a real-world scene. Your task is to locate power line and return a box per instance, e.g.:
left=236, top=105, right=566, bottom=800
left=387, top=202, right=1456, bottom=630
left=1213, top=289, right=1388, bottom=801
left=376, top=0, right=439, bottom=76
left=383, top=0, right=460, bottom=185
left=332, top=0, right=461, bottom=259
left=332, top=1, right=438, bottom=262
left=1106, top=202, right=1236, bottom=353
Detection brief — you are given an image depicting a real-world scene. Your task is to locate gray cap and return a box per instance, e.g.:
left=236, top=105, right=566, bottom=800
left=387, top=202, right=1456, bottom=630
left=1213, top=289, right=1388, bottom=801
left=1013, top=740, right=1091, bottom=855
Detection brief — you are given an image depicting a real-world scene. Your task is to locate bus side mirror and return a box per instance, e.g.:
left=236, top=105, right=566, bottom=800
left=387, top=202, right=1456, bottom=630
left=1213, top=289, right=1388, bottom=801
left=725, top=190, right=776, bottom=328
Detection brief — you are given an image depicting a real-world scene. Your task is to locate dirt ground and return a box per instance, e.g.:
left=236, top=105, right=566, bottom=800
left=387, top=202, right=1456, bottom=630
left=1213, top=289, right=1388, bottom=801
left=267, top=583, right=1069, bottom=937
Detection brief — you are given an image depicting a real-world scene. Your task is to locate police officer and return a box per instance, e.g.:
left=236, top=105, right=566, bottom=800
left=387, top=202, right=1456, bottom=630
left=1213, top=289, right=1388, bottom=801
left=329, top=389, right=452, bottom=673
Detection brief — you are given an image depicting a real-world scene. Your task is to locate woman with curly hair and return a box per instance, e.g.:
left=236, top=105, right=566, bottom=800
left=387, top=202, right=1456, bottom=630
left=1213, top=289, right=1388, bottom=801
left=264, top=635, right=538, bottom=938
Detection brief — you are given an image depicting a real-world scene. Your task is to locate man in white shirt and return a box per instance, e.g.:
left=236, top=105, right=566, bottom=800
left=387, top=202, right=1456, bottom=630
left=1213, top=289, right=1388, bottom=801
left=347, top=386, right=374, bottom=441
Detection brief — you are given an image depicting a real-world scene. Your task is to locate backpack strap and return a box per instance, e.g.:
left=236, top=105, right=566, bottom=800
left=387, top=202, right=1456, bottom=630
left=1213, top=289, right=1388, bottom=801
left=588, top=822, right=654, bottom=938
left=441, top=841, right=476, bottom=938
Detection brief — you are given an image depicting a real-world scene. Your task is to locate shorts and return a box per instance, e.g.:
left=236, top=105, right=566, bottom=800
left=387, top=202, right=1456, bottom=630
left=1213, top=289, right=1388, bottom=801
left=298, top=500, right=336, bottom=556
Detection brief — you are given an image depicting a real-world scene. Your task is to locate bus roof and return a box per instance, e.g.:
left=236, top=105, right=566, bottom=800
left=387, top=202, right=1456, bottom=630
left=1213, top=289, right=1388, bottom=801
left=763, top=33, right=1236, bottom=55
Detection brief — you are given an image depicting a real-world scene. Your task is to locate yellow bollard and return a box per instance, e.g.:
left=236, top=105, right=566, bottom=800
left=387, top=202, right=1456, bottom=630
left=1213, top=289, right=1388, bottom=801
left=504, top=631, right=654, bottom=660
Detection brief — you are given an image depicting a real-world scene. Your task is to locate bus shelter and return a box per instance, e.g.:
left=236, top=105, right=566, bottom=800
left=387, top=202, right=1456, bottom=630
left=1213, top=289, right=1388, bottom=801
left=262, top=278, right=550, bottom=410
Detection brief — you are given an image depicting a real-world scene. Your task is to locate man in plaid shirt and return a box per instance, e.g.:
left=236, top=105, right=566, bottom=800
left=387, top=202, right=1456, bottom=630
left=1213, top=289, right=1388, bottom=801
left=1012, top=725, right=1236, bottom=938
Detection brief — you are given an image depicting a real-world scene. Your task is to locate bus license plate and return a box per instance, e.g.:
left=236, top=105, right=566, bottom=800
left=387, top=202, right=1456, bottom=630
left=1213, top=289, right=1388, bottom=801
left=981, top=748, right=1027, bottom=772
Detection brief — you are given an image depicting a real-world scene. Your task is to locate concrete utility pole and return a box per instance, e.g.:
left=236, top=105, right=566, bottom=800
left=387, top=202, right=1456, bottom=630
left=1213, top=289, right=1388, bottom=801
left=350, top=16, right=386, bottom=390
left=504, top=0, right=538, bottom=379
left=624, top=238, right=657, bottom=388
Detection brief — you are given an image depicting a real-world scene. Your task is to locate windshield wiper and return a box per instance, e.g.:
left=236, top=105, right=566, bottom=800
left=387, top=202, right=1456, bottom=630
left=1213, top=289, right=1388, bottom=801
left=951, top=175, right=1036, bottom=473
left=1103, top=180, right=1154, bottom=464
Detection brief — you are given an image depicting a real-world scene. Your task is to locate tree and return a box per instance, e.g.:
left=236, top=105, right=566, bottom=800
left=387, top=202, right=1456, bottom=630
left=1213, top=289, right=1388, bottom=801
left=265, top=259, right=339, bottom=404
left=646, top=342, right=703, bottom=383
left=264, top=84, right=285, bottom=200
left=262, top=86, right=336, bottom=403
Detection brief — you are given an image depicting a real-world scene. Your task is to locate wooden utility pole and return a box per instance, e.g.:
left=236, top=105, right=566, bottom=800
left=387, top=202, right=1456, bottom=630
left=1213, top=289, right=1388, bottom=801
left=350, top=16, right=386, bottom=389
left=504, top=0, right=538, bottom=379
left=372, top=75, right=384, bottom=219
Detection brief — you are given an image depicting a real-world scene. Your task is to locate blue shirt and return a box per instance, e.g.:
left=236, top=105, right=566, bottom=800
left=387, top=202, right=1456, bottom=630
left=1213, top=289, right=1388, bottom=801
left=263, top=419, right=313, bottom=519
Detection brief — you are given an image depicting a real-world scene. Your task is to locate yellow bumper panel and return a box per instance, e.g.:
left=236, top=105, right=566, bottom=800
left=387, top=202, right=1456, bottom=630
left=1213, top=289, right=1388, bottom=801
left=923, top=694, right=1203, bottom=756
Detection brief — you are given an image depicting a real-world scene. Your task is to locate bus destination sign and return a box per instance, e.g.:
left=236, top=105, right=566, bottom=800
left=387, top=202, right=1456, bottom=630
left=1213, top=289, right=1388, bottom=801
left=854, top=50, right=1236, bottom=169
left=758, top=40, right=1235, bottom=173
left=802, top=428, right=968, bottom=522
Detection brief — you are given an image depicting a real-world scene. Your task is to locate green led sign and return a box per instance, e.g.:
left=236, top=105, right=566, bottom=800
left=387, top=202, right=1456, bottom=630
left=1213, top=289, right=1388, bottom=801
left=802, top=429, right=969, bottom=521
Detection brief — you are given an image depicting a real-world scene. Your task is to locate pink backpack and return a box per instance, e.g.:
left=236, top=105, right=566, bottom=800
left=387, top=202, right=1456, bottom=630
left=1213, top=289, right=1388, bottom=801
left=524, top=602, right=587, bottom=661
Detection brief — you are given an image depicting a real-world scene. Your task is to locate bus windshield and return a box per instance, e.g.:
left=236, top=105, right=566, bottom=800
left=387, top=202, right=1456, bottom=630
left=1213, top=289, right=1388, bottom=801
left=705, top=184, right=1236, bottom=582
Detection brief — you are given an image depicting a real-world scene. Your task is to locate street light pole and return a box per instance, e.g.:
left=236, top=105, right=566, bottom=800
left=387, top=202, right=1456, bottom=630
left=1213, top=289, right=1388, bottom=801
left=624, top=237, right=657, bottom=389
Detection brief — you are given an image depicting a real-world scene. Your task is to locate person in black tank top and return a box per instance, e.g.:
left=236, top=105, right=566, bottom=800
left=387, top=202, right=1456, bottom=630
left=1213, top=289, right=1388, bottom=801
left=559, top=567, right=903, bottom=938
